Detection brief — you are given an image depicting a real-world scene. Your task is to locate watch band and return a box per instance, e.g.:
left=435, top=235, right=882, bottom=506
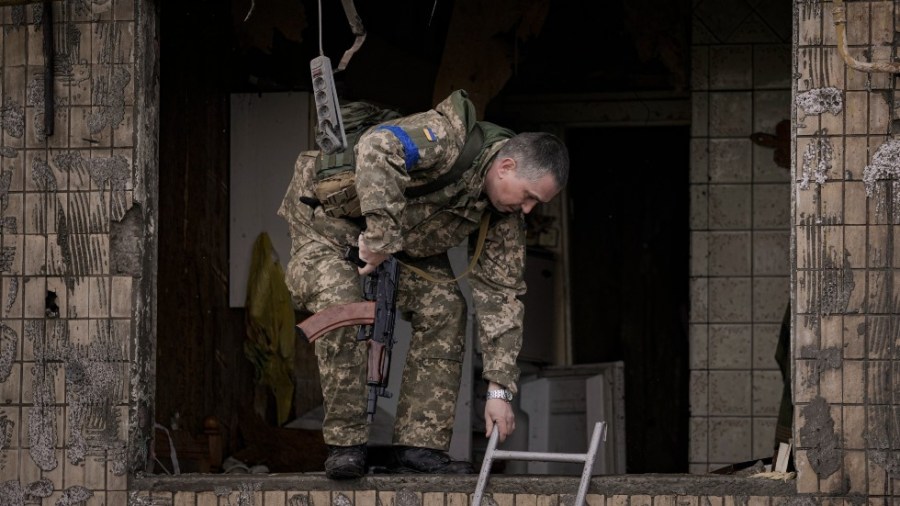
left=486, top=388, right=513, bottom=402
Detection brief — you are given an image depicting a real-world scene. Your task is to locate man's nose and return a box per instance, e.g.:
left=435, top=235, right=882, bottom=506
left=521, top=201, right=536, bottom=214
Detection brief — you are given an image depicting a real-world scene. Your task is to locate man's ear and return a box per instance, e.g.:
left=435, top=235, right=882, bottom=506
left=498, top=157, right=516, bottom=177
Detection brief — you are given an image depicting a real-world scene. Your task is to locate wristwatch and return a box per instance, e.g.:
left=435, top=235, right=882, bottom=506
left=487, top=388, right=513, bottom=402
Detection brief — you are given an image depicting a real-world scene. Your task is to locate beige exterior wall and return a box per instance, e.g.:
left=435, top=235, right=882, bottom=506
left=793, top=0, right=898, bottom=497
left=0, top=1, right=141, bottom=503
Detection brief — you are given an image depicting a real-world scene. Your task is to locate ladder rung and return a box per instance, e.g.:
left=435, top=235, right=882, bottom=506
left=490, top=450, right=589, bottom=463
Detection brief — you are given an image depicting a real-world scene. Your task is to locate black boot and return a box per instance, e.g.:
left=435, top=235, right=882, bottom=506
left=388, top=446, right=475, bottom=474
left=324, top=444, right=367, bottom=479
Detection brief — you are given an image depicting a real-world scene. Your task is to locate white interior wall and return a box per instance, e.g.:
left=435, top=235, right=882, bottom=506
left=229, top=92, right=312, bottom=307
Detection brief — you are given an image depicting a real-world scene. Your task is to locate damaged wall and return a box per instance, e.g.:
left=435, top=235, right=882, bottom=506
left=0, top=0, right=151, bottom=503
left=792, top=0, right=899, bottom=497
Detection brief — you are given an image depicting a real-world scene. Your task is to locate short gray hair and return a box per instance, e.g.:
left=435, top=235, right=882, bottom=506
left=497, top=132, right=570, bottom=188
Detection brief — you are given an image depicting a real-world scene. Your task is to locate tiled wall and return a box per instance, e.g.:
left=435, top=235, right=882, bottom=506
left=0, top=0, right=138, bottom=503
left=689, top=0, right=793, bottom=472
left=793, top=0, right=899, bottom=497
left=129, top=490, right=797, bottom=506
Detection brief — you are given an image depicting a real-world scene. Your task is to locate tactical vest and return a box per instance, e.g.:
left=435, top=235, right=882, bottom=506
left=311, top=90, right=514, bottom=219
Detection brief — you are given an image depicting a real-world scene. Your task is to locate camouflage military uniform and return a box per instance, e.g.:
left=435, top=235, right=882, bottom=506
left=278, top=91, right=526, bottom=450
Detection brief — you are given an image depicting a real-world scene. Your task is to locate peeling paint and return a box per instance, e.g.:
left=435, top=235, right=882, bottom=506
left=89, top=154, right=132, bottom=221
left=799, top=396, right=841, bottom=478
left=799, top=130, right=833, bottom=190
left=785, top=498, right=821, bottom=506
left=871, top=450, right=900, bottom=478
left=0, top=147, right=18, bottom=158
left=89, top=66, right=131, bottom=134
left=55, top=23, right=82, bottom=79
left=0, top=479, right=53, bottom=505
left=799, top=0, right=821, bottom=17
left=128, top=492, right=174, bottom=506
left=8, top=6, right=24, bottom=29
left=288, top=494, right=310, bottom=506
left=1, top=98, right=24, bottom=139
left=334, top=493, right=353, bottom=506
left=88, top=153, right=130, bottom=189
left=821, top=249, right=853, bottom=315
left=0, top=323, right=16, bottom=381
left=0, top=410, right=12, bottom=469
left=796, top=87, right=843, bottom=116
left=71, top=0, right=92, bottom=18
left=800, top=217, right=855, bottom=328
left=57, top=485, right=93, bottom=505
left=32, top=158, right=57, bottom=192
left=0, top=480, right=25, bottom=505
left=237, top=483, right=262, bottom=506
left=65, top=320, right=127, bottom=471
left=4, top=278, right=18, bottom=317
left=24, top=478, right=53, bottom=498
left=26, top=77, right=52, bottom=143
left=213, top=483, right=262, bottom=506
left=0, top=168, right=12, bottom=211
left=397, top=489, right=421, bottom=506
left=798, top=346, right=841, bottom=387
left=0, top=247, right=14, bottom=272
left=27, top=76, right=45, bottom=107
left=98, top=20, right=126, bottom=65
left=866, top=316, right=893, bottom=361
left=25, top=320, right=60, bottom=471
left=1, top=217, right=17, bottom=233
left=797, top=46, right=836, bottom=91
left=0, top=411, right=11, bottom=445
left=862, top=139, right=900, bottom=218
left=54, top=151, right=85, bottom=175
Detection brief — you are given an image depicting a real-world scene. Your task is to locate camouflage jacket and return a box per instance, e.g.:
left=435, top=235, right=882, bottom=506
left=284, top=90, right=527, bottom=392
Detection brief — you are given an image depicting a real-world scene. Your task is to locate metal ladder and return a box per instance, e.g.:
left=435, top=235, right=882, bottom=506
left=472, top=421, right=607, bottom=506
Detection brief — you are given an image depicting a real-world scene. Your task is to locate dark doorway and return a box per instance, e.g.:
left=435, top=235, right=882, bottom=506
left=567, top=126, right=690, bottom=473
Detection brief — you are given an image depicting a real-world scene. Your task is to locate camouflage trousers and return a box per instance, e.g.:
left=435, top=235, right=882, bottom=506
left=285, top=226, right=467, bottom=450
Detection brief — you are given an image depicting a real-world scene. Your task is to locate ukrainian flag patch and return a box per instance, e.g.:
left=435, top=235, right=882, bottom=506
left=423, top=127, right=437, bottom=142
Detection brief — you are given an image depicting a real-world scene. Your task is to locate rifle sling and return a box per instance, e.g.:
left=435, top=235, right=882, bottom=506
left=397, top=211, right=490, bottom=284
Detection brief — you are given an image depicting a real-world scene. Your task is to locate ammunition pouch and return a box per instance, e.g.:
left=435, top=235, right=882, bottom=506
left=313, top=171, right=362, bottom=218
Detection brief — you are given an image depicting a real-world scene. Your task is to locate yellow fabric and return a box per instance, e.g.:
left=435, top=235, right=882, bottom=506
left=244, top=232, right=296, bottom=425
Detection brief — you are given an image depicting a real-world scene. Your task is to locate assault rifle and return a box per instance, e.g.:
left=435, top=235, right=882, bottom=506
left=296, top=247, right=400, bottom=422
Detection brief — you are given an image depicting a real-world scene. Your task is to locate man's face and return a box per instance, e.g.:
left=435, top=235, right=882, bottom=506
left=484, top=157, right=560, bottom=214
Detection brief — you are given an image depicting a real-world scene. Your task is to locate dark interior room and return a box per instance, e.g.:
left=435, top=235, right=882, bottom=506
left=154, top=0, right=691, bottom=475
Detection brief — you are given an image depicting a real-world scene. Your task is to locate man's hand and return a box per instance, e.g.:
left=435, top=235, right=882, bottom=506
left=484, top=382, right=516, bottom=442
left=357, top=233, right=389, bottom=275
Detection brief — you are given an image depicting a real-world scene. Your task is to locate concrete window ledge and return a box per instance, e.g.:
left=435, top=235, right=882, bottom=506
left=132, top=473, right=796, bottom=498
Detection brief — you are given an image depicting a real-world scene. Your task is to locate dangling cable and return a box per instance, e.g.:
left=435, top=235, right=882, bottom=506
left=335, top=0, right=366, bottom=72
left=318, top=0, right=324, bottom=56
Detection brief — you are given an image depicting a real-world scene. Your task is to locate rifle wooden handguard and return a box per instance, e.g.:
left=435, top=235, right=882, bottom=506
left=296, top=301, right=376, bottom=342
